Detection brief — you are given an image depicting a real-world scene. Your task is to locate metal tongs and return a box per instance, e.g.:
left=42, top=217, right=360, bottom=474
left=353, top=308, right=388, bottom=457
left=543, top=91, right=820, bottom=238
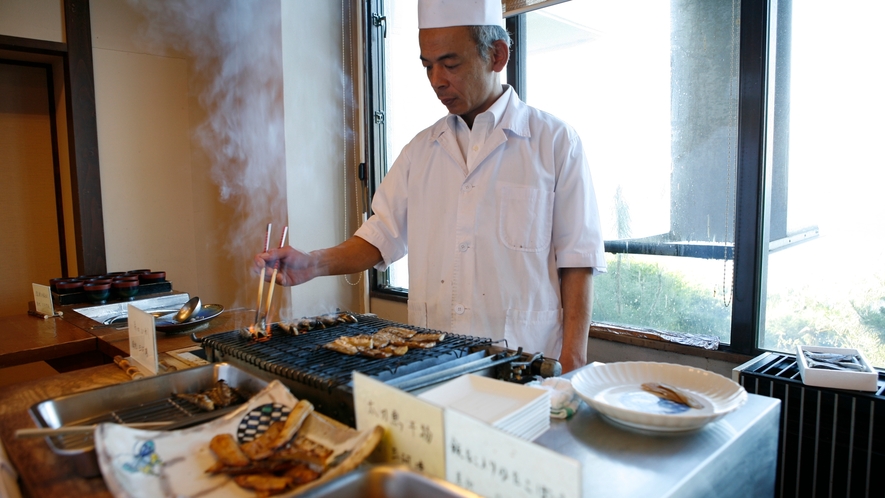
left=249, top=224, right=288, bottom=341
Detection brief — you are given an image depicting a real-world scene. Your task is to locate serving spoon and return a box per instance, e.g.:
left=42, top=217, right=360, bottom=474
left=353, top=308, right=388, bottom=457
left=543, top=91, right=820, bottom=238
left=167, top=296, right=202, bottom=323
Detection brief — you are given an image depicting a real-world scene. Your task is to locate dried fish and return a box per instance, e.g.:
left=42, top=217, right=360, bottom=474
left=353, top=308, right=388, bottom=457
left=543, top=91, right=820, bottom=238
left=241, top=400, right=313, bottom=461
left=175, top=392, right=215, bottom=411
left=803, top=351, right=868, bottom=372
left=209, top=434, right=251, bottom=467
left=641, top=382, right=705, bottom=409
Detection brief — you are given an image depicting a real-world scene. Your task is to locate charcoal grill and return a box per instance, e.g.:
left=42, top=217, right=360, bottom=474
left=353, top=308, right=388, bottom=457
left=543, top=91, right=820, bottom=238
left=196, top=314, right=560, bottom=426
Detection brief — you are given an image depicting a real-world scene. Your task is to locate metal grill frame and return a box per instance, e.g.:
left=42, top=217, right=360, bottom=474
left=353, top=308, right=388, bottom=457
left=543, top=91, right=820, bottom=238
left=198, top=315, right=501, bottom=426
left=199, top=315, right=494, bottom=390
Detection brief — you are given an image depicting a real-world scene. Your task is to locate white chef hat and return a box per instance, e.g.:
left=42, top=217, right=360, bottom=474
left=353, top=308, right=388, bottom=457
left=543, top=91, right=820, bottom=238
left=418, top=0, right=504, bottom=29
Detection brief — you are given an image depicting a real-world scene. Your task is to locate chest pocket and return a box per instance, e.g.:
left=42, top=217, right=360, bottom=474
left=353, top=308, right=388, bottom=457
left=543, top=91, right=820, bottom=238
left=497, top=184, right=554, bottom=252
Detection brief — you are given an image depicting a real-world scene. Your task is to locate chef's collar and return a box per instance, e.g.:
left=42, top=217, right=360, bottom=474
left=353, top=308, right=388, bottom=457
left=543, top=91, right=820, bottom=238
left=446, top=84, right=512, bottom=132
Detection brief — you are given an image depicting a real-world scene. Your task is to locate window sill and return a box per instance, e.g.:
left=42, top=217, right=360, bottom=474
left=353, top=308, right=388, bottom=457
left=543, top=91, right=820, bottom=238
left=589, top=324, right=754, bottom=365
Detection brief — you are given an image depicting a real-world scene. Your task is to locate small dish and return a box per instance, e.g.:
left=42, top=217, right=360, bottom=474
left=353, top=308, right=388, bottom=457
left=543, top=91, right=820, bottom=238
left=112, top=280, right=139, bottom=300
left=571, top=361, right=747, bottom=433
left=138, top=271, right=166, bottom=284
left=153, top=304, right=225, bottom=333
left=84, top=282, right=112, bottom=304
left=54, top=279, right=83, bottom=294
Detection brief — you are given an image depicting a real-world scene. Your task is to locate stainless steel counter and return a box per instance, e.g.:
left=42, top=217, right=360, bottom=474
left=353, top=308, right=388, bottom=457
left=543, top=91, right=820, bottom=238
left=534, top=391, right=780, bottom=497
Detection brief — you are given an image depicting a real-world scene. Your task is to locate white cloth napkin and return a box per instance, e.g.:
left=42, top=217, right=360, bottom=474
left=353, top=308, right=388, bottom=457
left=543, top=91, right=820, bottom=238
left=528, top=377, right=581, bottom=419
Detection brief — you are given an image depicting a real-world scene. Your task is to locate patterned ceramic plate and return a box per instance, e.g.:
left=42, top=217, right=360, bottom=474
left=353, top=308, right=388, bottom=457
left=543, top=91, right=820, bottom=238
left=95, top=381, right=382, bottom=497
left=571, top=362, right=747, bottom=432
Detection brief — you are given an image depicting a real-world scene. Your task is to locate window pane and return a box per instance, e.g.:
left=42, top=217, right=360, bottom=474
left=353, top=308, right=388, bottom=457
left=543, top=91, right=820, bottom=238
left=762, top=1, right=885, bottom=367
left=381, top=0, right=437, bottom=290
left=526, top=1, right=739, bottom=343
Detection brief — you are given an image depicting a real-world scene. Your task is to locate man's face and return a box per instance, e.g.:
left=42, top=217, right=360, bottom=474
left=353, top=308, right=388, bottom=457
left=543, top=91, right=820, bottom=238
left=419, top=26, right=503, bottom=125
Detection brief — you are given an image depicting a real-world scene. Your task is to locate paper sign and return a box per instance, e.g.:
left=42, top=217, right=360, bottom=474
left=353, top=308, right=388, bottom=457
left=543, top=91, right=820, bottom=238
left=445, top=409, right=581, bottom=498
left=127, top=304, right=159, bottom=375
left=353, top=372, right=446, bottom=478
left=32, top=283, right=55, bottom=316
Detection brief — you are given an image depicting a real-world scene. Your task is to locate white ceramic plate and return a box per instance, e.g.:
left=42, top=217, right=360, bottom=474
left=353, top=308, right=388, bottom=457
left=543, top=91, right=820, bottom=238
left=571, top=362, right=747, bottom=433
left=95, top=381, right=381, bottom=497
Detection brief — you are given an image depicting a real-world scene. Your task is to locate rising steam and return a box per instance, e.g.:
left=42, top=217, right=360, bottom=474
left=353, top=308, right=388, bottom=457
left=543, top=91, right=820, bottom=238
left=127, top=0, right=288, bottom=310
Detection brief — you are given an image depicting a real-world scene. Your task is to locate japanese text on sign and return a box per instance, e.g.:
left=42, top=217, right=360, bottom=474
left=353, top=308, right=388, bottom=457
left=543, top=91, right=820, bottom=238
left=353, top=372, right=446, bottom=478
left=127, top=304, right=158, bottom=375
left=444, top=409, right=580, bottom=498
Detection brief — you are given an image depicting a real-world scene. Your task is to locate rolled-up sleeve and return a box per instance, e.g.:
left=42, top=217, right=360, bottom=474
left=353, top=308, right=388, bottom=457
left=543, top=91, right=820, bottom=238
left=551, top=131, right=607, bottom=274
left=354, top=144, right=412, bottom=271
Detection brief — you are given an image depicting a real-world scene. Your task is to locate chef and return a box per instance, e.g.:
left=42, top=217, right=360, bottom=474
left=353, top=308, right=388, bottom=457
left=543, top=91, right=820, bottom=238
left=255, top=0, right=605, bottom=372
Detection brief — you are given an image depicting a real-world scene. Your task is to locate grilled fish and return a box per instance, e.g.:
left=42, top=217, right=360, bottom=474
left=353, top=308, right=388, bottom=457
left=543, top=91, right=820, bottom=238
left=641, top=382, right=705, bottom=409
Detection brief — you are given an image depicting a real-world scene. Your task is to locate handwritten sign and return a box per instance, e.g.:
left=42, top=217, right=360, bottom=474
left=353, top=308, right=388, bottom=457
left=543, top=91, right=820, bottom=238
left=353, top=372, right=446, bottom=478
left=445, top=409, right=581, bottom=498
left=127, top=304, right=158, bottom=375
left=32, top=283, right=55, bottom=316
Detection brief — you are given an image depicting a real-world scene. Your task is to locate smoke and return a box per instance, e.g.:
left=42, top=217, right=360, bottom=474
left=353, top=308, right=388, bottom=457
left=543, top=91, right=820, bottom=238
left=127, top=0, right=289, bottom=310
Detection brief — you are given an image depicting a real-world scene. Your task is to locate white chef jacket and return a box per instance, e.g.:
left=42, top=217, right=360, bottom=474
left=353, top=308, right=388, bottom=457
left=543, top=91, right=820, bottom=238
left=355, top=86, right=606, bottom=359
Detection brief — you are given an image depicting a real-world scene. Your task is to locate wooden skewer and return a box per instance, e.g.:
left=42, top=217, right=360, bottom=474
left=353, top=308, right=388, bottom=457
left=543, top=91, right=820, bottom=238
left=254, top=223, right=273, bottom=326
left=15, top=422, right=174, bottom=438
left=262, top=226, right=288, bottom=327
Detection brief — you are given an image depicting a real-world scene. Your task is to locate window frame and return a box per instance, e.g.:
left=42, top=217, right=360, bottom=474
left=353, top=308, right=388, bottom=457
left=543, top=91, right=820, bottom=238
left=361, top=0, right=776, bottom=357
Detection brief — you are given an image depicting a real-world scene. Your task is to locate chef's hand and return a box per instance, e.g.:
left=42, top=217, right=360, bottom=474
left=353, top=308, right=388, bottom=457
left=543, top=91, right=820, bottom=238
left=253, top=237, right=383, bottom=287
left=253, top=246, right=319, bottom=287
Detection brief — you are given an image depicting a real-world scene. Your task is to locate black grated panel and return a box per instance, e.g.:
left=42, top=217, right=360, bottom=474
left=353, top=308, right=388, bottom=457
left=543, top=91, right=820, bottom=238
left=738, top=352, right=885, bottom=498
left=199, top=314, right=493, bottom=390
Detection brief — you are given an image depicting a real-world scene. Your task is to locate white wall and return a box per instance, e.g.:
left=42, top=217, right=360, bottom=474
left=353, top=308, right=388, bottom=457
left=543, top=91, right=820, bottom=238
left=281, top=0, right=363, bottom=317
left=0, top=0, right=63, bottom=42
left=2, top=0, right=365, bottom=315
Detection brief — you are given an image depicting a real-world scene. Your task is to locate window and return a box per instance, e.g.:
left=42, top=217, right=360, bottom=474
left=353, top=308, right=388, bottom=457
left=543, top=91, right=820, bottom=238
left=519, top=1, right=740, bottom=344
left=761, top=0, right=885, bottom=367
left=363, top=0, right=885, bottom=366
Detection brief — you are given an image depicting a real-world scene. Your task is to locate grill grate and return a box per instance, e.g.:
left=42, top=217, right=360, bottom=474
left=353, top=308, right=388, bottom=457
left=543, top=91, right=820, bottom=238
left=52, top=397, right=244, bottom=451
left=737, top=353, right=885, bottom=497
left=199, top=314, right=493, bottom=390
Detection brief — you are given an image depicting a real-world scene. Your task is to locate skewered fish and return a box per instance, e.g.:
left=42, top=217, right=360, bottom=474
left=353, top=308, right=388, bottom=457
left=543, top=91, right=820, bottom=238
left=174, top=392, right=215, bottom=411
left=641, top=382, right=705, bottom=409
left=283, top=312, right=359, bottom=335
left=321, top=326, right=445, bottom=359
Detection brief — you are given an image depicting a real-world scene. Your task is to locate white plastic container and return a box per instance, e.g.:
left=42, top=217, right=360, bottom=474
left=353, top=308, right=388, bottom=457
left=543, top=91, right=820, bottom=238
left=796, top=345, right=878, bottom=392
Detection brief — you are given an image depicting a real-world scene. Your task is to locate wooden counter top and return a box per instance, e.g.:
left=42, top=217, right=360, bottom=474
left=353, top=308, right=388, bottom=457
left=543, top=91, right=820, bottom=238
left=0, top=364, right=126, bottom=497
left=88, top=308, right=255, bottom=358
left=0, top=314, right=97, bottom=369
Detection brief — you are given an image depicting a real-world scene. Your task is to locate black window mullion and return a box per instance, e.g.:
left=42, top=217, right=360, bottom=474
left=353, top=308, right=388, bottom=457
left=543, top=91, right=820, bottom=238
left=729, top=0, right=771, bottom=355
left=364, top=0, right=387, bottom=294
left=505, top=15, right=526, bottom=100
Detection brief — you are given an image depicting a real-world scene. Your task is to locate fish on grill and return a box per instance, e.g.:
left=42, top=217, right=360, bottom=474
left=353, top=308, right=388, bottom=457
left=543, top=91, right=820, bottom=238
left=283, top=312, right=359, bottom=335
left=322, top=326, right=446, bottom=359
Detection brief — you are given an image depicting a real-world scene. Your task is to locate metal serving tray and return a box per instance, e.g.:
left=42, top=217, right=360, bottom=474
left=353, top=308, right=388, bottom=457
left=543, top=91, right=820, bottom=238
left=299, top=465, right=481, bottom=498
left=28, top=363, right=268, bottom=477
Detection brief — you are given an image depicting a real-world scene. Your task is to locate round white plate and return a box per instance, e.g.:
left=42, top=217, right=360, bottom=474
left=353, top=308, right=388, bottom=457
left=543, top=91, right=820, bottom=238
left=572, top=362, right=747, bottom=433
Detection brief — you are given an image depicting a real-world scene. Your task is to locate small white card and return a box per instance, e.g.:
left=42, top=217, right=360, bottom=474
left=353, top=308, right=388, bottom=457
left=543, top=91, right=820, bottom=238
left=353, top=372, right=446, bottom=478
left=32, top=283, right=56, bottom=316
left=445, top=409, right=581, bottom=498
left=127, top=304, right=159, bottom=375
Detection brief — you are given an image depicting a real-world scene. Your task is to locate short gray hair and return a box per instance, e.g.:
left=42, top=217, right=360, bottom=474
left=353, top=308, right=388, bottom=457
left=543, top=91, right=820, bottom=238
left=468, top=25, right=512, bottom=63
